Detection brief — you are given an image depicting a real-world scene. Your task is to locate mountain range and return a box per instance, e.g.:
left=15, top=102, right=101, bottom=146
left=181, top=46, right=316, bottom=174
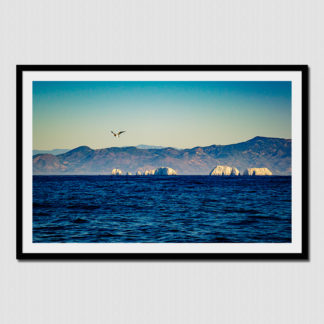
left=33, top=136, right=292, bottom=175
left=32, top=145, right=169, bottom=156
left=136, top=145, right=166, bottom=150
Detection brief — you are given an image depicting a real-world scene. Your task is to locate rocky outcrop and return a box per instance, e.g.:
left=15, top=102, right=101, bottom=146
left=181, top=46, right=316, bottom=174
left=143, top=169, right=155, bottom=175
left=154, top=167, right=177, bottom=175
left=126, top=172, right=132, bottom=175
left=243, top=168, right=272, bottom=176
left=209, top=165, right=240, bottom=176
left=111, top=168, right=122, bottom=175
left=136, top=168, right=177, bottom=175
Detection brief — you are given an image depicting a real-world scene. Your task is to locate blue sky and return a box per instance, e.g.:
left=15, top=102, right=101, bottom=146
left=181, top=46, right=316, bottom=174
left=33, top=81, right=291, bottom=149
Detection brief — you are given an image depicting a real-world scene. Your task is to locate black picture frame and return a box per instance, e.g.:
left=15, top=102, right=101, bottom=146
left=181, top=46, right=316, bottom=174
left=16, top=65, right=309, bottom=260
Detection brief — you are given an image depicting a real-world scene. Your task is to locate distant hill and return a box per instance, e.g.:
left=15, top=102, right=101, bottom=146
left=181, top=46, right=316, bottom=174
left=33, top=146, right=165, bottom=155
left=33, top=136, right=292, bottom=175
left=33, top=149, right=70, bottom=156
left=136, top=145, right=166, bottom=150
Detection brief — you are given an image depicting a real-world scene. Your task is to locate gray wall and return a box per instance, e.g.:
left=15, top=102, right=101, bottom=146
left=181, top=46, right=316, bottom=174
left=0, top=1, right=322, bottom=323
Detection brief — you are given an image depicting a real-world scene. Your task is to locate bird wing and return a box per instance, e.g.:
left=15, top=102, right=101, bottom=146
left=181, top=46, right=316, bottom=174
left=111, top=131, right=116, bottom=135
left=118, top=131, right=126, bottom=135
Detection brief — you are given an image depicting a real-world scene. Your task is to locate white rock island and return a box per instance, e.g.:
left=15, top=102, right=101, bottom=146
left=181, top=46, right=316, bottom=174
left=209, top=165, right=240, bottom=176
left=135, top=167, right=177, bottom=175
left=143, top=169, right=155, bottom=175
left=243, top=168, right=272, bottom=176
left=154, top=167, right=177, bottom=175
left=111, top=168, right=122, bottom=175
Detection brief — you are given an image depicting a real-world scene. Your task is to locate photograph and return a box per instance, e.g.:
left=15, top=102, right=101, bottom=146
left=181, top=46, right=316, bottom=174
left=17, top=65, right=308, bottom=259
left=4, top=3, right=322, bottom=324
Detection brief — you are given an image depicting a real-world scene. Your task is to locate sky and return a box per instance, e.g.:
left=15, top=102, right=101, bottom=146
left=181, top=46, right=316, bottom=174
left=33, top=81, right=291, bottom=149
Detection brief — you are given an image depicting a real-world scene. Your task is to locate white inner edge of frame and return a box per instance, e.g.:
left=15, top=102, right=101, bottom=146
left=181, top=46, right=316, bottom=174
left=22, top=70, right=302, bottom=254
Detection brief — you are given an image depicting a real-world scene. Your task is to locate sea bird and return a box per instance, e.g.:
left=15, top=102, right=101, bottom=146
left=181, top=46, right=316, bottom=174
left=111, top=130, right=126, bottom=138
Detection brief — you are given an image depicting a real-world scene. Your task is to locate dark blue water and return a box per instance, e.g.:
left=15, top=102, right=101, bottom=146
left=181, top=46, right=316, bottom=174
left=33, top=176, right=291, bottom=243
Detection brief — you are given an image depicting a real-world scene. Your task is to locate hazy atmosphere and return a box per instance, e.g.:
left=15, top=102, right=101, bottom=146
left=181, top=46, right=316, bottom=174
left=33, top=81, right=291, bottom=150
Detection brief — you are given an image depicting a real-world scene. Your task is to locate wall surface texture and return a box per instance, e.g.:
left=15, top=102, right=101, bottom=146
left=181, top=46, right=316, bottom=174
left=0, top=1, right=322, bottom=323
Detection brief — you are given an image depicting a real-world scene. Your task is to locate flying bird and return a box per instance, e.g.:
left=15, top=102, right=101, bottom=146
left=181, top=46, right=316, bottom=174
left=111, top=130, right=126, bottom=138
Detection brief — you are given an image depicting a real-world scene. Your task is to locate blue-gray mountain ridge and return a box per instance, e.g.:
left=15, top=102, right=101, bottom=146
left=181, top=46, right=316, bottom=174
left=33, top=136, right=291, bottom=175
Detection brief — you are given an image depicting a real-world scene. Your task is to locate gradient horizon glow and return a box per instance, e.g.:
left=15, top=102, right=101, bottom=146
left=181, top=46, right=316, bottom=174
left=33, top=81, right=291, bottom=150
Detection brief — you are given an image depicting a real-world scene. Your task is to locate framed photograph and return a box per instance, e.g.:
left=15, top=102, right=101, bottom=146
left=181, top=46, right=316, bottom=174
left=17, top=65, right=309, bottom=260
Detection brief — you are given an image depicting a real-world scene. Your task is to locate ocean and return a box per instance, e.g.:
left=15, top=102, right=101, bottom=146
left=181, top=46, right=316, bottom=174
left=33, top=175, right=291, bottom=243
